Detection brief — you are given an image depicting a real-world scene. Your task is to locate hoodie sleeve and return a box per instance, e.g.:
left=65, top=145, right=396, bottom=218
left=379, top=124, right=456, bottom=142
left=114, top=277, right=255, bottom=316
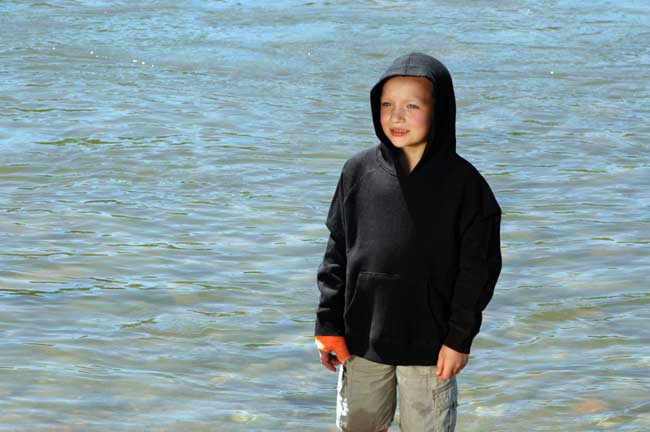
left=444, top=177, right=502, bottom=354
left=314, top=164, right=348, bottom=336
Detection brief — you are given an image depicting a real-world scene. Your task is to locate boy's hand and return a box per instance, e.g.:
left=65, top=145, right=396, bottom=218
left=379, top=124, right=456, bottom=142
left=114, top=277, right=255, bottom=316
left=319, top=350, right=344, bottom=372
left=315, top=336, right=351, bottom=372
left=436, top=344, right=469, bottom=382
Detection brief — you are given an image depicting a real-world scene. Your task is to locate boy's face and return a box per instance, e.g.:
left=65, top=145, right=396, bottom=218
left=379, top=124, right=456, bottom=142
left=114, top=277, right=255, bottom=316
left=379, top=76, right=434, bottom=152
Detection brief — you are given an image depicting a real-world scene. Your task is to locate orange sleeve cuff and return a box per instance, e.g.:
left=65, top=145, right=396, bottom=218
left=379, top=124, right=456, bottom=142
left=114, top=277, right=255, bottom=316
left=314, top=336, right=351, bottom=362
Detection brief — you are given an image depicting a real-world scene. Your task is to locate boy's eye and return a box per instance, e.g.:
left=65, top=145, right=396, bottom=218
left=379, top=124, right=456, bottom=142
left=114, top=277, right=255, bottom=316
left=407, top=104, right=419, bottom=109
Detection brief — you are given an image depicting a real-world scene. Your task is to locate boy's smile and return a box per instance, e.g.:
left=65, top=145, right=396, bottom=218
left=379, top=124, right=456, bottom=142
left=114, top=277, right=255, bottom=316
left=389, top=128, right=408, bottom=137
left=379, top=76, right=434, bottom=156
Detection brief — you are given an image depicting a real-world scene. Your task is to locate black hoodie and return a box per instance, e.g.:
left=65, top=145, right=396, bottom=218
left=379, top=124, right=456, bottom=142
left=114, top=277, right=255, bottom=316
left=315, top=53, right=502, bottom=365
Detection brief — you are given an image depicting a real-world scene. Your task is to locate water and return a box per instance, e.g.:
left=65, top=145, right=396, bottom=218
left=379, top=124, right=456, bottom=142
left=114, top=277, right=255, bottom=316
left=1, top=0, right=649, bottom=430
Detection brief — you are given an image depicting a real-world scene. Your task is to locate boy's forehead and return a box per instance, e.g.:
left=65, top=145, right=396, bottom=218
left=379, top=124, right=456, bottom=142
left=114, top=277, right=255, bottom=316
left=381, top=76, right=433, bottom=100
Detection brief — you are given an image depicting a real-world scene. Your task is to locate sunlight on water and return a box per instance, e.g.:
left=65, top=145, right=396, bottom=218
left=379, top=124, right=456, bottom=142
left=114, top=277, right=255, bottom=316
left=1, top=0, right=649, bottom=430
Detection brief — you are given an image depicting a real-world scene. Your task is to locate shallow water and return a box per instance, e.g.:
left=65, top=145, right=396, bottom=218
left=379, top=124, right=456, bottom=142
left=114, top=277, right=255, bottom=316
left=1, top=0, right=649, bottom=430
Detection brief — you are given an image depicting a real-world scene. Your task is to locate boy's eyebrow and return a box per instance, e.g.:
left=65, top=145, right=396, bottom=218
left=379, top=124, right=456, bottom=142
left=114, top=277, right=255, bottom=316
left=380, top=95, right=432, bottom=103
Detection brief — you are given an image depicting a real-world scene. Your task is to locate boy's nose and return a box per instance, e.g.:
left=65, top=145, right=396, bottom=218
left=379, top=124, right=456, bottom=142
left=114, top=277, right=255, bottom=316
left=390, top=107, right=406, bottom=122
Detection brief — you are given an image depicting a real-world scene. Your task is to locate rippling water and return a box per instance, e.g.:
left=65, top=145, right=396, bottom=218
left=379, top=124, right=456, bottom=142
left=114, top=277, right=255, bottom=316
left=1, top=1, right=649, bottom=430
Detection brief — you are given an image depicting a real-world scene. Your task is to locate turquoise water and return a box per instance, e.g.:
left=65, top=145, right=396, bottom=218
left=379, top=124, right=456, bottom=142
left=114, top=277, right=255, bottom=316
left=1, top=1, right=649, bottom=430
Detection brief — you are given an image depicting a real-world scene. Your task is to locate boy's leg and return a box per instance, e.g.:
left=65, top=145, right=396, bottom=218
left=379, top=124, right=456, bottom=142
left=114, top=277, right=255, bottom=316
left=395, top=365, right=458, bottom=432
left=336, top=355, right=397, bottom=432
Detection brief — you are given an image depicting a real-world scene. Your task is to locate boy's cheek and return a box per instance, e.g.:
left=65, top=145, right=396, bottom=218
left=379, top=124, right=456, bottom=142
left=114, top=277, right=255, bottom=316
left=412, top=111, right=431, bottom=126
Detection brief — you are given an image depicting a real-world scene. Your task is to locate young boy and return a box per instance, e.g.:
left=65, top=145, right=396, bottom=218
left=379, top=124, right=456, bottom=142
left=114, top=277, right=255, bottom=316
left=314, top=53, right=502, bottom=432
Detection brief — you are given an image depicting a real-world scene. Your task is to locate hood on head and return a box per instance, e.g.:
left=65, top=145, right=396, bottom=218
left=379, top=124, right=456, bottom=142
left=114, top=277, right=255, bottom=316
left=370, top=52, right=457, bottom=173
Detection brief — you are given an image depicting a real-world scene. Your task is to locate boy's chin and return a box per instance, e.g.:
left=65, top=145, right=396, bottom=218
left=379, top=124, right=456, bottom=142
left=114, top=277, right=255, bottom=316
left=391, top=142, right=426, bottom=151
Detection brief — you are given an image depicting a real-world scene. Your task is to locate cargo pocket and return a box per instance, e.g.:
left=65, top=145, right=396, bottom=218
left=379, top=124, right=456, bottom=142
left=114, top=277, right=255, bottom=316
left=432, top=376, right=458, bottom=431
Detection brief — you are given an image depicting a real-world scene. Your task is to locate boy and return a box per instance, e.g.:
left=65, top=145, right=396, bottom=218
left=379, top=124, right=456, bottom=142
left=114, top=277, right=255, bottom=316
left=314, top=53, right=502, bottom=432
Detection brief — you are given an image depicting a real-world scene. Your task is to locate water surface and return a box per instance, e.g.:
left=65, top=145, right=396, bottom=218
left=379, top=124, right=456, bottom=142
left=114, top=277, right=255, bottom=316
left=1, top=1, right=649, bottom=430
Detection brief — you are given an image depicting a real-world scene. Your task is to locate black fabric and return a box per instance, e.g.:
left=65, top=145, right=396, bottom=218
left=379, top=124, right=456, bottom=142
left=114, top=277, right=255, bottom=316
left=315, top=52, right=502, bottom=365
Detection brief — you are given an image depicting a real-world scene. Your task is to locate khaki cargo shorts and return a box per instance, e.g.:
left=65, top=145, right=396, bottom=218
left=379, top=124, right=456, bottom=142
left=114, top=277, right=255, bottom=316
left=336, top=355, right=458, bottom=432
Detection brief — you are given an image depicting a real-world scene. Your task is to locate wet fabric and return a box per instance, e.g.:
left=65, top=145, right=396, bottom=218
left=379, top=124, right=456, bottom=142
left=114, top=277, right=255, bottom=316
left=336, top=355, right=458, bottom=432
left=315, top=52, right=502, bottom=364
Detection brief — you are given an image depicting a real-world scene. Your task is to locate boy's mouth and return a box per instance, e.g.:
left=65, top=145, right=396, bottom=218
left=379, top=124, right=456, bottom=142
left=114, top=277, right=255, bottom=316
left=389, top=128, right=408, bottom=137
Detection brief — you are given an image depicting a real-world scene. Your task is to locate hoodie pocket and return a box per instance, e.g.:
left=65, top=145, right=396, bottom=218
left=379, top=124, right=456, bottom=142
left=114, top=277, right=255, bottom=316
left=344, top=271, right=438, bottom=346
